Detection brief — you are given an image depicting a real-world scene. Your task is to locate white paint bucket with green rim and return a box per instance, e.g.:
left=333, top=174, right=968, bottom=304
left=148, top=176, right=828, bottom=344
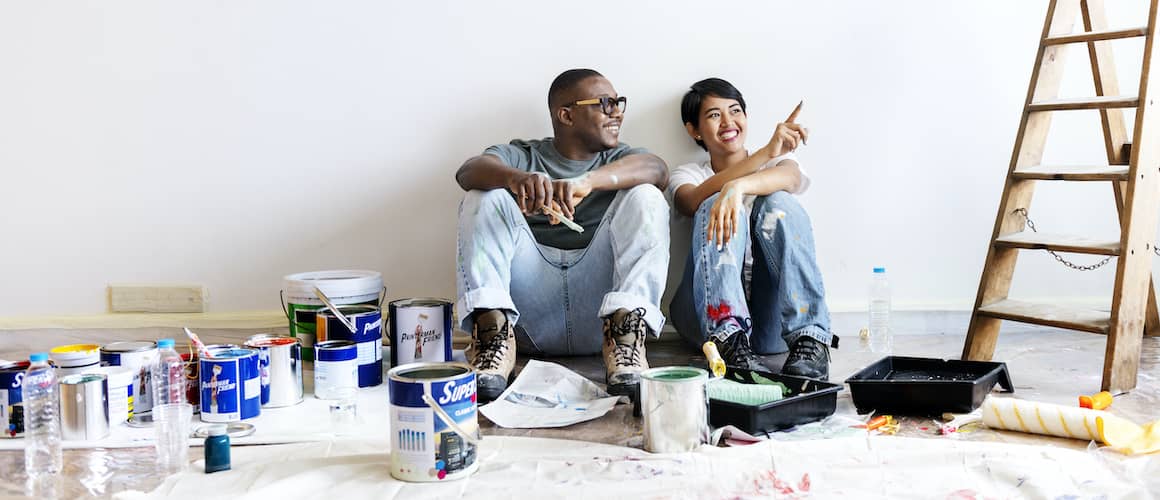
left=281, top=270, right=383, bottom=361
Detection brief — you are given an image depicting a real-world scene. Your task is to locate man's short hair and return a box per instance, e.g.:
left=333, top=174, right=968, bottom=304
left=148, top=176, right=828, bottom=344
left=681, top=78, right=747, bottom=151
left=549, top=69, right=604, bottom=110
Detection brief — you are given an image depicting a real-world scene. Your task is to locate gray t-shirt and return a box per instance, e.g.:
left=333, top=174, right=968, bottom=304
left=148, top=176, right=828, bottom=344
left=484, top=138, right=647, bottom=250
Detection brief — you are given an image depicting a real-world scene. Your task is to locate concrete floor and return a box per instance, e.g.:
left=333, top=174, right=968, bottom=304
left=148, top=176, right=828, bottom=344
left=2, top=310, right=1159, bottom=497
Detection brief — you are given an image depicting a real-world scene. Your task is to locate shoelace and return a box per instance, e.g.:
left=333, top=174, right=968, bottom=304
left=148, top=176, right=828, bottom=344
left=475, top=324, right=511, bottom=371
left=718, top=316, right=756, bottom=364
left=610, top=308, right=647, bottom=367
left=787, top=338, right=824, bottom=362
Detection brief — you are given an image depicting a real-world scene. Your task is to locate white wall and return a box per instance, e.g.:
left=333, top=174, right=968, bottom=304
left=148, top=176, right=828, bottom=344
left=1, top=0, right=1153, bottom=317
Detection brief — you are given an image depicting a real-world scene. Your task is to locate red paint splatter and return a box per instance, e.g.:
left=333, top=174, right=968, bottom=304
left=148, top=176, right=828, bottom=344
left=798, top=473, right=811, bottom=492
left=707, top=302, right=733, bottom=323
left=946, top=490, right=977, bottom=500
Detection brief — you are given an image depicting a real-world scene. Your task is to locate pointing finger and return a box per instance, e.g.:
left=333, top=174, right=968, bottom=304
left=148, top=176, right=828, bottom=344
left=786, top=100, right=803, bottom=124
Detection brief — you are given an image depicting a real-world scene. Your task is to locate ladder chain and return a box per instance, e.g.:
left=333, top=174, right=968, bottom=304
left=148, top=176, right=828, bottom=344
left=1012, top=208, right=1160, bottom=271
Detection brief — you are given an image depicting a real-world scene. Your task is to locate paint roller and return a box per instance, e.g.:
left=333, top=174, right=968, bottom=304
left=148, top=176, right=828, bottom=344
left=702, top=341, right=786, bottom=406
left=980, top=396, right=1160, bottom=455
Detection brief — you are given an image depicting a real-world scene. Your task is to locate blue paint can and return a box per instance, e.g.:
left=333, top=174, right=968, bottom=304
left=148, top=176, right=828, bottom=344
left=199, top=348, right=261, bottom=423
left=0, top=361, right=27, bottom=437
left=388, top=362, right=478, bottom=482
left=314, top=340, right=358, bottom=399
left=317, top=305, right=383, bottom=387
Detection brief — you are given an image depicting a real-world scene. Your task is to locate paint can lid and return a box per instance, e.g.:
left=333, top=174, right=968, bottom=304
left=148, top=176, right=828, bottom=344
left=207, top=424, right=228, bottom=437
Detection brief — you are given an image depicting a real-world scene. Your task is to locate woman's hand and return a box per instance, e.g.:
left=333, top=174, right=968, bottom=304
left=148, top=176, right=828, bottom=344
left=763, top=101, right=809, bottom=159
left=708, top=180, right=747, bottom=250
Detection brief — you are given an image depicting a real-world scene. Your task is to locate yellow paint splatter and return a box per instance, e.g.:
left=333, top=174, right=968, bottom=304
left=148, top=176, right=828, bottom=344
left=799, top=305, right=809, bottom=313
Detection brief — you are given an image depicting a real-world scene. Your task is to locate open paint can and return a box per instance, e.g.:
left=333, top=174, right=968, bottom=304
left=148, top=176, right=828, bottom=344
left=317, top=305, right=383, bottom=387
left=60, top=373, right=110, bottom=441
left=281, top=270, right=384, bottom=362
left=244, top=334, right=303, bottom=407
left=388, top=298, right=453, bottom=367
left=641, top=366, right=709, bottom=453
left=50, top=344, right=101, bottom=376
left=314, top=340, right=358, bottom=399
left=199, top=348, right=261, bottom=422
left=388, top=362, right=479, bottom=482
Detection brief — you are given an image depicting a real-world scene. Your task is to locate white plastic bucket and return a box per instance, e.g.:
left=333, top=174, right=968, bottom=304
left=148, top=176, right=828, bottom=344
left=50, top=344, right=101, bottom=376
left=281, top=270, right=383, bottom=361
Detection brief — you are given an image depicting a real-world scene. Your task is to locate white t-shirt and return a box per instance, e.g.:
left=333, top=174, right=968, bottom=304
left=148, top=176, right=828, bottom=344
left=666, top=153, right=809, bottom=295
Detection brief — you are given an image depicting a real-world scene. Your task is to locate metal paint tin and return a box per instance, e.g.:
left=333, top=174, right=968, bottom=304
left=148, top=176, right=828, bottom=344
left=60, top=373, right=110, bottom=441
left=313, top=340, right=358, bottom=399
left=100, top=341, right=158, bottom=418
left=244, top=334, right=303, bottom=407
left=50, top=344, right=101, bottom=376
left=0, top=361, right=28, bottom=437
left=388, top=362, right=478, bottom=482
left=317, top=305, right=383, bottom=387
left=640, top=367, right=709, bottom=453
left=282, top=270, right=384, bottom=362
left=388, top=298, right=453, bottom=367
left=96, top=366, right=134, bottom=425
left=199, top=348, right=261, bottom=422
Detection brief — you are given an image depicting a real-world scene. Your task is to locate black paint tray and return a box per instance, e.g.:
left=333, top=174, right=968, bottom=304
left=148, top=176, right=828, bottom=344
left=844, top=356, right=1014, bottom=415
left=708, top=368, right=843, bottom=434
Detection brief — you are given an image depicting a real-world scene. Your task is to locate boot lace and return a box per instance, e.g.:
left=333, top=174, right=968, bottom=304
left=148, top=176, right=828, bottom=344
left=717, top=316, right=757, bottom=366
left=475, top=322, right=511, bottom=371
left=786, top=337, right=824, bottom=364
left=610, top=308, right=647, bottom=367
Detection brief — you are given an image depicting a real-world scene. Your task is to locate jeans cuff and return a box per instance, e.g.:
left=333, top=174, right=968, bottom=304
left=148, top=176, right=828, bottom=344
left=710, top=320, right=746, bottom=341
left=598, top=292, right=665, bottom=338
left=456, top=287, right=518, bottom=331
left=783, top=325, right=831, bottom=347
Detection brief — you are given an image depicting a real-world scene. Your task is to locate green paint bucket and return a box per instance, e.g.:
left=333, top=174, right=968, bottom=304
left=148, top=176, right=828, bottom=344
left=281, top=270, right=383, bottom=361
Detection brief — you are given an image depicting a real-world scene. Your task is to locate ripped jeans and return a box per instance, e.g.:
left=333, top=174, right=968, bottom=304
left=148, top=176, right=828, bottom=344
left=455, top=186, right=670, bottom=356
left=669, top=191, right=832, bottom=354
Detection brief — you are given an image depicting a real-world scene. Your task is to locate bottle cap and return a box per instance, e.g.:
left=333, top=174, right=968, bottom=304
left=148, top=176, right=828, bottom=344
left=873, top=267, right=886, bottom=273
left=29, top=352, right=48, bottom=362
left=157, top=339, right=175, bottom=348
left=207, top=424, right=228, bottom=437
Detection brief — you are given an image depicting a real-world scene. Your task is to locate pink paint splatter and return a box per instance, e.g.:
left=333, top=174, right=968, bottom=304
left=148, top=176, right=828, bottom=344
left=798, top=473, right=811, bottom=492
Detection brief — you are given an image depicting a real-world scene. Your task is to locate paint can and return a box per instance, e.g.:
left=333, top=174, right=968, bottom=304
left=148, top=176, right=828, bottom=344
left=96, top=366, right=134, bottom=425
left=100, top=341, right=158, bottom=418
left=244, top=334, right=303, bottom=407
left=282, top=270, right=384, bottom=362
left=199, top=348, right=261, bottom=423
left=640, top=367, right=710, bottom=453
left=388, top=362, right=479, bottom=482
left=388, top=298, right=453, bottom=367
left=0, top=361, right=28, bottom=437
left=317, top=305, right=383, bottom=387
left=60, top=373, right=110, bottom=441
left=50, top=344, right=101, bottom=376
left=314, top=340, right=358, bottom=400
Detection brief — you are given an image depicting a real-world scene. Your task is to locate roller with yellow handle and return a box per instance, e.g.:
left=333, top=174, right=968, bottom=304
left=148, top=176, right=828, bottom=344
left=981, top=396, right=1160, bottom=455
left=1079, top=391, right=1113, bottom=410
left=702, top=342, right=726, bottom=378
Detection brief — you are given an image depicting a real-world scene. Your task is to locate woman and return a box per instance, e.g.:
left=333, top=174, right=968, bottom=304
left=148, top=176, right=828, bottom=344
left=667, top=78, right=835, bottom=380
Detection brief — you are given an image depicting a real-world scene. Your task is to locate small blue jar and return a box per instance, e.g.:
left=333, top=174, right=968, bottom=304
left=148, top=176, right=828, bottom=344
left=204, top=425, right=231, bottom=473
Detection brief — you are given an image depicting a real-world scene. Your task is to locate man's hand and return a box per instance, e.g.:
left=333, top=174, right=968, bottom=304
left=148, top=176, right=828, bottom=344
left=551, top=175, right=593, bottom=220
left=507, top=171, right=553, bottom=215
left=763, top=101, right=809, bottom=159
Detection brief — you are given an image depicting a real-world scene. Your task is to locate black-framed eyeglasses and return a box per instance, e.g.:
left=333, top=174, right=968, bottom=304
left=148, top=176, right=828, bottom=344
left=567, top=96, right=627, bottom=115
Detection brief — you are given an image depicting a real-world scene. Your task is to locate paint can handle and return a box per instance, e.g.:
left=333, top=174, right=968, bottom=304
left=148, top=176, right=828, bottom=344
left=421, top=392, right=482, bottom=446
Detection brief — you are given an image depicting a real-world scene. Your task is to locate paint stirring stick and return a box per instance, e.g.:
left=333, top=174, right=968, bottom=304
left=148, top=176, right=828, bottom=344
left=313, top=286, right=357, bottom=333
left=542, top=204, right=585, bottom=233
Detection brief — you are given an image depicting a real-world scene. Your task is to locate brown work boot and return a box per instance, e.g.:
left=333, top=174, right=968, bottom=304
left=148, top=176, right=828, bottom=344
left=466, top=309, right=515, bottom=402
left=602, top=307, right=649, bottom=397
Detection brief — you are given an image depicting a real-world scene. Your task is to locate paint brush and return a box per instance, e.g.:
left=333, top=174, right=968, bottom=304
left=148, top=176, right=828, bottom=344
left=542, top=204, right=585, bottom=233
left=184, top=327, right=213, bottom=359
left=313, top=286, right=357, bottom=333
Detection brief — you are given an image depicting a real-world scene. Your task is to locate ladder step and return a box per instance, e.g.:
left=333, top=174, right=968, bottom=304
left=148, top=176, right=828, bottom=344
left=1043, top=27, right=1148, bottom=45
left=1012, top=165, right=1130, bottom=181
left=1028, top=96, right=1139, bottom=112
left=977, top=299, right=1109, bottom=334
left=994, top=231, right=1120, bottom=255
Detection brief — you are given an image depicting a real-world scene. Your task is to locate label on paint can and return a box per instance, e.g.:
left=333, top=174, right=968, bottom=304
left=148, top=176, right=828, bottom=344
left=389, top=299, right=453, bottom=367
left=0, top=362, right=27, bottom=437
left=388, top=363, right=478, bottom=482
left=200, top=349, right=261, bottom=423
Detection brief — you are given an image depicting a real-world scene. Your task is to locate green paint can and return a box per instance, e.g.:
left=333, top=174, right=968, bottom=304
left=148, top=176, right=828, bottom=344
left=281, top=270, right=383, bottom=361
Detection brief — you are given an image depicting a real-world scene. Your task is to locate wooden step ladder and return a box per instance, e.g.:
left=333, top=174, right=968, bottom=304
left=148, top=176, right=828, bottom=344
left=962, top=0, right=1160, bottom=393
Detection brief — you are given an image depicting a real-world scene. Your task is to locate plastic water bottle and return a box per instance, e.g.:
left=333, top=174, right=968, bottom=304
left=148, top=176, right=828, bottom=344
left=23, top=352, right=62, bottom=478
left=152, top=339, right=186, bottom=406
left=868, top=267, right=893, bottom=354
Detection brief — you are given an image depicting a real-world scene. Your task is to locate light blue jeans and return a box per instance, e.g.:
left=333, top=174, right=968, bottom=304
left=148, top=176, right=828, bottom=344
left=670, top=191, right=832, bottom=354
left=456, top=186, right=670, bottom=356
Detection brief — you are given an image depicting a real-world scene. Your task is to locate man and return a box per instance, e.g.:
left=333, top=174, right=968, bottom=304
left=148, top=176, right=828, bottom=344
left=455, top=68, right=670, bottom=402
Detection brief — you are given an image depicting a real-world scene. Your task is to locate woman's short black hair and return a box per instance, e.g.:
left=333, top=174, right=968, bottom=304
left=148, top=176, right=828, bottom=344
left=680, top=78, right=746, bottom=151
